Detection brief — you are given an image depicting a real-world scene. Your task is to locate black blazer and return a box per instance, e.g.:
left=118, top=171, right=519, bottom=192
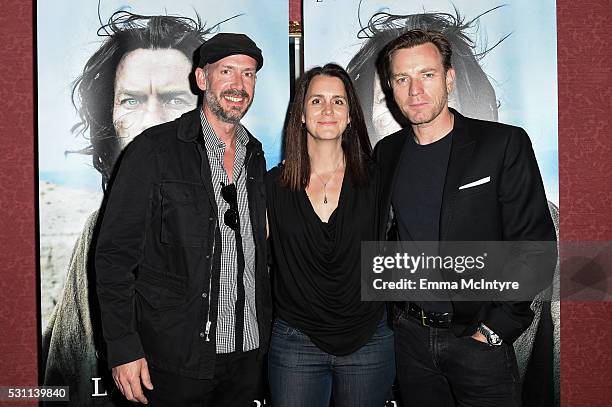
left=374, top=109, right=556, bottom=343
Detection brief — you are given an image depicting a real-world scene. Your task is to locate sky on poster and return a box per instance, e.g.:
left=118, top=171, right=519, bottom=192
left=37, top=0, right=289, bottom=190
left=304, top=0, right=558, bottom=204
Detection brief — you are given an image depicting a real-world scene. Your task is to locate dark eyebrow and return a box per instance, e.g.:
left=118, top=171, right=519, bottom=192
left=308, top=94, right=347, bottom=99
left=114, top=90, right=148, bottom=101
left=115, top=90, right=192, bottom=98
left=114, top=89, right=147, bottom=97
left=158, top=90, right=193, bottom=99
left=221, top=65, right=257, bottom=72
left=393, top=68, right=438, bottom=78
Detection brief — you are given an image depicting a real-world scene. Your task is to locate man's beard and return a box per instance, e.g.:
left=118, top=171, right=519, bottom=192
left=205, top=89, right=252, bottom=124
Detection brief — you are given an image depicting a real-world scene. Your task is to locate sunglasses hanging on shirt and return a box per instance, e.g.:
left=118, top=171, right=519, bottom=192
left=221, top=182, right=240, bottom=232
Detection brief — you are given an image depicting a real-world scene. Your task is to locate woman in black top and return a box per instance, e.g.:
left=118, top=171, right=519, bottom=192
left=266, top=64, right=395, bottom=407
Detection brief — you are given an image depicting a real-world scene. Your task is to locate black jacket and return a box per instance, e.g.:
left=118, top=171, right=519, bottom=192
left=95, top=108, right=271, bottom=379
left=375, top=109, right=556, bottom=343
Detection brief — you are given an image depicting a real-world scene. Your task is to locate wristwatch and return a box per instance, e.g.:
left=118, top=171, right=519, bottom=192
left=477, top=322, right=503, bottom=346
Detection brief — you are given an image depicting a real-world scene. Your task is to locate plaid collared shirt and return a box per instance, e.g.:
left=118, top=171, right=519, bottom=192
left=200, top=109, right=259, bottom=353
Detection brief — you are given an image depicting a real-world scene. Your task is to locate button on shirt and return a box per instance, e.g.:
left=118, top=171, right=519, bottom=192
left=200, top=109, right=259, bottom=353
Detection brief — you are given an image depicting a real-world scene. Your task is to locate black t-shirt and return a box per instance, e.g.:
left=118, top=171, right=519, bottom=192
left=265, top=163, right=384, bottom=355
left=392, top=132, right=453, bottom=313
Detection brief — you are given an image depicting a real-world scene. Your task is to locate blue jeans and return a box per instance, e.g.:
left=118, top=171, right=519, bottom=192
left=268, top=317, right=395, bottom=407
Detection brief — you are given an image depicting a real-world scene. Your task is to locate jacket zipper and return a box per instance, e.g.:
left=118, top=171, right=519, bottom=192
left=204, top=222, right=216, bottom=342
left=204, top=148, right=257, bottom=342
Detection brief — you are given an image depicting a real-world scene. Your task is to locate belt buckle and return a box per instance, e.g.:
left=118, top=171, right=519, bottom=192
left=420, top=309, right=431, bottom=327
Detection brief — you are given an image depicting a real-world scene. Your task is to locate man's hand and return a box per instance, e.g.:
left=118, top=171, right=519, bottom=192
left=471, top=331, right=488, bottom=343
left=112, top=358, right=154, bottom=404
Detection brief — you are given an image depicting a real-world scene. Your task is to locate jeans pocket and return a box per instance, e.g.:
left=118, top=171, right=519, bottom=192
left=373, top=317, right=394, bottom=339
left=466, top=335, right=492, bottom=347
left=463, top=336, right=507, bottom=355
left=455, top=337, right=516, bottom=387
left=272, top=319, right=300, bottom=338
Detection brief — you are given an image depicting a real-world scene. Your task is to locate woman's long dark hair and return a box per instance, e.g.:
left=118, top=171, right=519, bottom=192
left=280, top=63, right=372, bottom=190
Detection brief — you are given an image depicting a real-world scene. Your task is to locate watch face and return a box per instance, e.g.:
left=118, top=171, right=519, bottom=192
left=479, top=324, right=503, bottom=346
left=489, top=333, right=503, bottom=346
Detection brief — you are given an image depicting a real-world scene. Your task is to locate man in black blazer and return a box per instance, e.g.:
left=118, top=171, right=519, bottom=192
left=374, top=30, right=556, bottom=406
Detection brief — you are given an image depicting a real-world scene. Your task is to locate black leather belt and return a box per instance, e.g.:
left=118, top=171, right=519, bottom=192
left=396, top=302, right=452, bottom=328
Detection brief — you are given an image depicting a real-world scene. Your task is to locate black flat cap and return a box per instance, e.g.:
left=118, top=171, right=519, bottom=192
left=198, top=33, right=263, bottom=71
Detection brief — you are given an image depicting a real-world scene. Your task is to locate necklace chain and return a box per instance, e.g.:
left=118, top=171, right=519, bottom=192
left=312, top=160, right=342, bottom=204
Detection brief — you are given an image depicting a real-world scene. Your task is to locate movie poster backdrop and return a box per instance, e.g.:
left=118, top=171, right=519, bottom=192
left=304, top=1, right=559, bottom=405
left=37, top=1, right=288, bottom=405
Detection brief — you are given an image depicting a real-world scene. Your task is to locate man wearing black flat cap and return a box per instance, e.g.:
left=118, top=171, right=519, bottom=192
left=95, top=32, right=271, bottom=406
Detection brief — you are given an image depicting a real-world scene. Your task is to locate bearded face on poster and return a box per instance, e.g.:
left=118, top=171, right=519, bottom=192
left=72, top=11, right=217, bottom=189
left=41, top=11, right=217, bottom=406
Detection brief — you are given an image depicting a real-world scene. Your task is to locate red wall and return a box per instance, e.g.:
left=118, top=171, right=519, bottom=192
left=557, top=0, right=612, bottom=404
left=0, top=2, right=38, bottom=406
left=289, top=0, right=302, bottom=22
left=1, top=1, right=610, bottom=405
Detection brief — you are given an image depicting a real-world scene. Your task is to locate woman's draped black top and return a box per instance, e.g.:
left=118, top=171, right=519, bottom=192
left=265, top=163, right=384, bottom=355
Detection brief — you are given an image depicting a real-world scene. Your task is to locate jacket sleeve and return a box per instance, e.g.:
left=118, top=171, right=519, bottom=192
left=484, top=127, right=557, bottom=343
left=372, top=139, right=398, bottom=241
left=95, top=135, right=155, bottom=368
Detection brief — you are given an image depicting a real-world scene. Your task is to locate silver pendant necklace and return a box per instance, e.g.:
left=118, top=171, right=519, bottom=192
left=313, top=160, right=342, bottom=204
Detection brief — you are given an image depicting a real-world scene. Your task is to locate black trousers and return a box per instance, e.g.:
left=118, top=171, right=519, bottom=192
left=394, top=315, right=520, bottom=407
left=144, top=349, right=264, bottom=407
